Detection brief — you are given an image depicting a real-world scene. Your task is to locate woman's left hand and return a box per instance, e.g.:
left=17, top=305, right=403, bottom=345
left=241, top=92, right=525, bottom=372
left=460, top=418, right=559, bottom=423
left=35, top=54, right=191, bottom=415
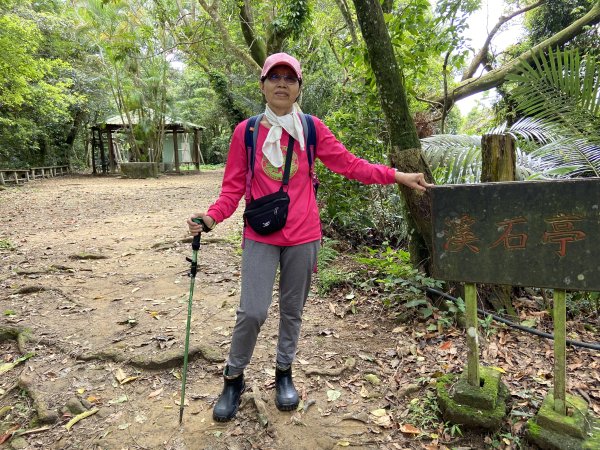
left=394, top=171, right=434, bottom=192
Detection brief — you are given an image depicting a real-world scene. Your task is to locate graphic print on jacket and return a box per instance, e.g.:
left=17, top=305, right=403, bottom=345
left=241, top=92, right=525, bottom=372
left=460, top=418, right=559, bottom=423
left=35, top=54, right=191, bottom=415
left=262, top=146, right=299, bottom=181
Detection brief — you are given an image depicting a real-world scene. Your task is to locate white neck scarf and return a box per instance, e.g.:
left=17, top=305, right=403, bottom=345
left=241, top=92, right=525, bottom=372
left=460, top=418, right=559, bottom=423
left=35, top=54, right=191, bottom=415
left=262, top=104, right=305, bottom=168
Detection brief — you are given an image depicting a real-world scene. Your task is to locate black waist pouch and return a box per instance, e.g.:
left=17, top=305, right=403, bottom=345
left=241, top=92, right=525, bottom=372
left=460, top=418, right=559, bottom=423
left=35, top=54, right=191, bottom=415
left=243, top=188, right=290, bottom=235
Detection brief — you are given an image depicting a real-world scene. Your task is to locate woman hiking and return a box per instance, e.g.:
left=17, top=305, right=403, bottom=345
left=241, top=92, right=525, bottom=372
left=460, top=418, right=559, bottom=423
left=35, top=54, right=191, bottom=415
left=188, top=52, right=433, bottom=422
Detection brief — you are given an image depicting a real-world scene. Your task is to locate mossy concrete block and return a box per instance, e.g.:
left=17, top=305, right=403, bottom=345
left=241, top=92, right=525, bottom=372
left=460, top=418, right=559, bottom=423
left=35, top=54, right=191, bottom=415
left=527, top=419, right=584, bottom=450
left=526, top=393, right=600, bottom=450
left=120, top=162, right=159, bottom=179
left=453, top=365, right=502, bottom=409
left=436, top=366, right=509, bottom=431
left=538, top=393, right=589, bottom=439
left=583, top=418, right=600, bottom=449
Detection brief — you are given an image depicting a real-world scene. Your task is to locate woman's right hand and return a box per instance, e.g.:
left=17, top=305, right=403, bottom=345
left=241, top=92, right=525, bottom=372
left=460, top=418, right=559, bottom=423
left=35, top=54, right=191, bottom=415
left=187, top=213, right=215, bottom=235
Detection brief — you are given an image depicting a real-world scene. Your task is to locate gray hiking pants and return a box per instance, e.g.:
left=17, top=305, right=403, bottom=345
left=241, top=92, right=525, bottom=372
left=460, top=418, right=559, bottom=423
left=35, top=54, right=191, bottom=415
left=226, top=239, right=320, bottom=377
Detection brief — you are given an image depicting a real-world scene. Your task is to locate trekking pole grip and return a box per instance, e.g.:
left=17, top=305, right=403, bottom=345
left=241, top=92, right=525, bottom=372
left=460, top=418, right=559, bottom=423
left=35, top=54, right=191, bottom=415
left=191, top=218, right=212, bottom=250
left=191, top=219, right=202, bottom=250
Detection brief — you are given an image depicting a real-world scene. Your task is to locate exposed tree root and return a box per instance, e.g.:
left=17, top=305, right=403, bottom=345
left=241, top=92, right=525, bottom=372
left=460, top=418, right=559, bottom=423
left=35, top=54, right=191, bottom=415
left=15, top=265, right=74, bottom=276
left=0, top=325, right=29, bottom=353
left=17, top=374, right=59, bottom=424
left=69, top=252, right=108, bottom=260
left=9, top=285, right=86, bottom=309
left=304, top=357, right=356, bottom=377
left=241, top=383, right=270, bottom=427
left=0, top=384, right=18, bottom=402
left=15, top=285, right=47, bottom=294
left=1, top=325, right=224, bottom=369
left=77, top=343, right=224, bottom=369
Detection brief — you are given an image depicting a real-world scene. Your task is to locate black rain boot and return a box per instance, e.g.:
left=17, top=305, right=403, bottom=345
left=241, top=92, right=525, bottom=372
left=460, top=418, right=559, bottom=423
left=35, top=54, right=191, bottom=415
left=275, top=366, right=299, bottom=411
left=212, top=371, right=245, bottom=422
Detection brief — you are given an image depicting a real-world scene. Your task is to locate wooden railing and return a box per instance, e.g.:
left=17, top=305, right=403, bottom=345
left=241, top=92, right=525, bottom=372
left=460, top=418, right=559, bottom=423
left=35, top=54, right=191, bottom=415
left=0, top=165, right=70, bottom=186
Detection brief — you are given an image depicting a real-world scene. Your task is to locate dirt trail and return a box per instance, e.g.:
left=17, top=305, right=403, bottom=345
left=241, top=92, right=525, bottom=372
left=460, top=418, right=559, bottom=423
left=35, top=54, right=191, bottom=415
left=2, top=173, right=599, bottom=450
left=0, top=173, right=410, bottom=450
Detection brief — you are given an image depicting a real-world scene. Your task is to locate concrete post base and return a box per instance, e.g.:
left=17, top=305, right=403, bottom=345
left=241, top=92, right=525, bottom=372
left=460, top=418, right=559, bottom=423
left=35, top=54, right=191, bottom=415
left=436, top=366, right=509, bottom=431
left=526, top=393, right=600, bottom=450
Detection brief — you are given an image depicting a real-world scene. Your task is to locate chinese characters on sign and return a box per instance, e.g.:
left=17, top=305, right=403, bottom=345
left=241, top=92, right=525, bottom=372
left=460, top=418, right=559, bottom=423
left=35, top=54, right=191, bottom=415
left=542, top=214, right=586, bottom=257
left=443, top=213, right=586, bottom=257
left=431, top=180, right=600, bottom=290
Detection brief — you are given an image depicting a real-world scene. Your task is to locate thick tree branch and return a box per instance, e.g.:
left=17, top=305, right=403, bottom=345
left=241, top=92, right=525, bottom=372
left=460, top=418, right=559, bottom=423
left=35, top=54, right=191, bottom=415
left=432, top=1, right=600, bottom=108
left=196, top=0, right=261, bottom=74
left=462, top=0, right=546, bottom=80
left=239, top=0, right=267, bottom=66
left=333, top=0, right=358, bottom=45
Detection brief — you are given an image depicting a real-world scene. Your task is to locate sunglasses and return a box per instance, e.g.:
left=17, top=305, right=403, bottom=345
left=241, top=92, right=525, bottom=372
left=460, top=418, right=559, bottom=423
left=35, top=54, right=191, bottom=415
left=265, top=73, right=300, bottom=85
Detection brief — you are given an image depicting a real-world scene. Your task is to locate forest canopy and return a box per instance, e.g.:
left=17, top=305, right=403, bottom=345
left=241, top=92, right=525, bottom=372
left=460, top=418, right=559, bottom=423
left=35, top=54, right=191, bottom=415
left=1, top=0, right=599, bottom=248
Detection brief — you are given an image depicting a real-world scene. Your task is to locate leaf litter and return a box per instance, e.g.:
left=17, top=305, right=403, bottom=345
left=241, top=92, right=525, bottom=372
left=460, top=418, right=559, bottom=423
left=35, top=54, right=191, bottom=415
left=0, top=174, right=598, bottom=449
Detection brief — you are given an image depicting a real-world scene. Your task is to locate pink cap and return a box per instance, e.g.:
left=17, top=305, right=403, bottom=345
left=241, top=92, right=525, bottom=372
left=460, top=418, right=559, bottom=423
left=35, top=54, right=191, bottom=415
left=260, top=53, right=302, bottom=81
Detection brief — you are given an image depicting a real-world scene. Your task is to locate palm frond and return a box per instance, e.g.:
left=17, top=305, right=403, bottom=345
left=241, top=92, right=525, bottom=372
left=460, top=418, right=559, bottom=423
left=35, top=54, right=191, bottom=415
left=506, top=48, right=600, bottom=137
left=422, top=49, right=600, bottom=183
left=488, top=117, right=559, bottom=144
left=421, top=135, right=481, bottom=184
left=530, top=139, right=600, bottom=178
left=421, top=134, right=549, bottom=183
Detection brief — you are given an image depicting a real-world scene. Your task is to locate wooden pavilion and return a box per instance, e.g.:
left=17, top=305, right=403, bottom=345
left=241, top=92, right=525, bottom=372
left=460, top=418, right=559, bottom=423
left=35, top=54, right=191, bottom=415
left=90, top=113, right=205, bottom=174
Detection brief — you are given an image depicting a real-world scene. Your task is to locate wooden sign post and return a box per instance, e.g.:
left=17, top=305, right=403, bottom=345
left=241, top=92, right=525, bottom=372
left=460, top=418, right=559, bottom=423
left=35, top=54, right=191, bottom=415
left=464, top=283, right=479, bottom=388
left=431, top=179, right=600, bottom=447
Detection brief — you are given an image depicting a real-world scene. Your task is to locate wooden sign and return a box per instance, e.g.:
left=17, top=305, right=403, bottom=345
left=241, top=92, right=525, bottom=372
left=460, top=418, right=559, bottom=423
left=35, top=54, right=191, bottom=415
left=431, top=179, right=600, bottom=290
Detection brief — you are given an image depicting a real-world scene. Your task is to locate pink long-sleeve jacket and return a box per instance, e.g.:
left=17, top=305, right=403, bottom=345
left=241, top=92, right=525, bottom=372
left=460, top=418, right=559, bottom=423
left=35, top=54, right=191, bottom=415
left=206, top=116, right=396, bottom=246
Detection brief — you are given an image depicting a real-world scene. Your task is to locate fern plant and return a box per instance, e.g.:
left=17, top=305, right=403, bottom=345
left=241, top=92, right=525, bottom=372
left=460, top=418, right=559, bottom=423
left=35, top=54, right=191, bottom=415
left=506, top=48, right=600, bottom=178
left=422, top=48, right=600, bottom=183
left=421, top=118, right=553, bottom=184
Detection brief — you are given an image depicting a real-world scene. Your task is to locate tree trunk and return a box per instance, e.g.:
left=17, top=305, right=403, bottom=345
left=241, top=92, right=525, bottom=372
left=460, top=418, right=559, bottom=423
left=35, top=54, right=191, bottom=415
left=481, top=134, right=516, bottom=183
left=480, top=134, right=518, bottom=316
left=352, top=0, right=435, bottom=267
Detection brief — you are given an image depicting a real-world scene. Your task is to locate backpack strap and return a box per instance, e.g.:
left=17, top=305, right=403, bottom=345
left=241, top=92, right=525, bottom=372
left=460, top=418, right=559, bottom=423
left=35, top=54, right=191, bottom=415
left=299, top=113, right=317, bottom=167
left=244, top=114, right=263, bottom=203
left=299, top=113, right=319, bottom=194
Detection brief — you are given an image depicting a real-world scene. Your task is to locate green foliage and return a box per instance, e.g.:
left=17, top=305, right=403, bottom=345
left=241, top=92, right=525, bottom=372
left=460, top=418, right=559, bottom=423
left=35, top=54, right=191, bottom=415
left=479, top=312, right=496, bottom=338
left=206, top=69, right=251, bottom=129
left=0, top=0, right=82, bottom=168
left=506, top=48, right=600, bottom=178
left=315, top=238, right=356, bottom=295
left=77, top=0, right=174, bottom=162
left=383, top=0, right=479, bottom=105
left=269, top=0, right=311, bottom=41
left=566, top=291, right=600, bottom=319
left=421, top=115, right=579, bottom=184
left=355, top=245, right=443, bottom=297
left=408, top=388, right=462, bottom=437
left=524, top=0, right=599, bottom=50
left=315, top=82, right=408, bottom=246
left=0, top=239, right=14, bottom=250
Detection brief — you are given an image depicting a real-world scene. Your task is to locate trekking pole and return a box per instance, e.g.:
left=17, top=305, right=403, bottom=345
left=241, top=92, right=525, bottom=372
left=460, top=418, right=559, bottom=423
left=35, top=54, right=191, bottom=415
left=179, top=218, right=210, bottom=424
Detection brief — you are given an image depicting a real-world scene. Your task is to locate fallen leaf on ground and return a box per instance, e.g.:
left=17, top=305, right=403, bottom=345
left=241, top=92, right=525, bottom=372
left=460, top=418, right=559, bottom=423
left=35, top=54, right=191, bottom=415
left=400, top=423, right=421, bottom=434
left=114, top=368, right=127, bottom=383
left=0, top=352, right=34, bottom=375
left=148, top=388, right=163, bottom=398
left=327, top=390, right=341, bottom=402
left=120, top=376, right=138, bottom=385
left=439, top=341, right=453, bottom=351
